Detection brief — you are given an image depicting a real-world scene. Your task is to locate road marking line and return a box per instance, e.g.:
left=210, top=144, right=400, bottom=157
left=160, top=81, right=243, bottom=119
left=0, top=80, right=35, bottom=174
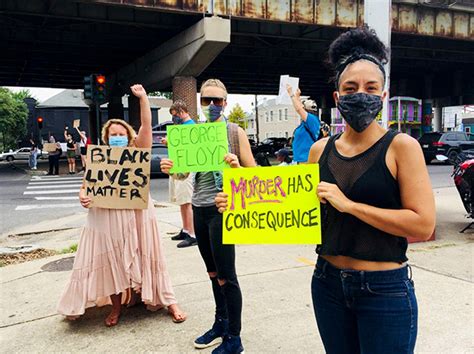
left=24, top=189, right=79, bottom=195
left=29, top=180, right=83, bottom=185
left=35, top=196, right=78, bottom=200
left=296, top=257, right=316, bottom=266
left=26, top=184, right=82, bottom=190
left=31, top=177, right=83, bottom=182
left=15, top=203, right=79, bottom=211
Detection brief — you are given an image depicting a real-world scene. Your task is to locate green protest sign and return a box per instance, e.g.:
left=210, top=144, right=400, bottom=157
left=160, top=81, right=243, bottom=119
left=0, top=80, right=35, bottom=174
left=167, top=122, right=229, bottom=173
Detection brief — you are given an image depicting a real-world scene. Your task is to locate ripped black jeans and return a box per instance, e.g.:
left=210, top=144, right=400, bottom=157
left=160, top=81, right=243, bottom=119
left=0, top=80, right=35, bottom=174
left=193, top=205, right=242, bottom=336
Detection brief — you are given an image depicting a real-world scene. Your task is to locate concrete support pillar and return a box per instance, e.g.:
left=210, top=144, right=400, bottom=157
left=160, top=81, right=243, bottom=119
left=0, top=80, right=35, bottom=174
left=128, top=95, right=141, bottom=132
left=172, top=76, right=198, bottom=120
left=108, top=96, right=124, bottom=120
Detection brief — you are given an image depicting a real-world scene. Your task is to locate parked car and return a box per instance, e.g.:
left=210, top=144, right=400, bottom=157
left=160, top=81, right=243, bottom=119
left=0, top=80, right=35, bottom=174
left=0, top=147, right=48, bottom=162
left=150, top=143, right=168, bottom=177
left=252, top=137, right=288, bottom=156
left=418, top=131, right=474, bottom=164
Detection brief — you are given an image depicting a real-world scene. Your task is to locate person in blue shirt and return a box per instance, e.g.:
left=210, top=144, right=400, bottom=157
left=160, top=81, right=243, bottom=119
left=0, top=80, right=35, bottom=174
left=162, top=100, right=197, bottom=248
left=287, top=85, right=321, bottom=163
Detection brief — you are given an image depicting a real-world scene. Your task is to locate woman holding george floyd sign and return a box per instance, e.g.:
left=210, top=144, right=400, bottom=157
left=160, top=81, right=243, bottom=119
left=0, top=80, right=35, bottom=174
left=58, top=84, right=186, bottom=327
left=161, top=79, right=255, bottom=354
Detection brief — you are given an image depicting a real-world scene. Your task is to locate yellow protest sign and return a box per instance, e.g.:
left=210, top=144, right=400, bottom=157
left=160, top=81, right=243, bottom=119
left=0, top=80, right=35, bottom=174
left=223, top=164, right=321, bottom=244
left=84, top=145, right=151, bottom=209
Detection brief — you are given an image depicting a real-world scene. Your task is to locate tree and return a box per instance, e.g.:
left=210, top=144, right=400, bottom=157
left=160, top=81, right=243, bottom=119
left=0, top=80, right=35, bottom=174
left=12, top=89, right=36, bottom=101
left=228, top=103, right=248, bottom=129
left=148, top=91, right=173, bottom=99
left=0, top=88, right=28, bottom=151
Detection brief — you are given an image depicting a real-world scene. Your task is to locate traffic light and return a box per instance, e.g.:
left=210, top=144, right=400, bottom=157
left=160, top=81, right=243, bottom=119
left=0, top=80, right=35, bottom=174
left=94, top=74, right=107, bottom=103
left=83, top=75, right=93, bottom=100
left=37, top=117, right=43, bottom=129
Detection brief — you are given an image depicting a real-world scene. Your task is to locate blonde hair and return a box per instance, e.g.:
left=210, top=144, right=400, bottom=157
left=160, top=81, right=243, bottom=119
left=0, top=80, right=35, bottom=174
left=101, top=118, right=137, bottom=146
left=200, top=79, right=228, bottom=98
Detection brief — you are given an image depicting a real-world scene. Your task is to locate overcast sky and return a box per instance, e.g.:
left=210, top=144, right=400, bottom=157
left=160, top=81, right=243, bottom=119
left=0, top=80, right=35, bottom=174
left=4, top=86, right=275, bottom=115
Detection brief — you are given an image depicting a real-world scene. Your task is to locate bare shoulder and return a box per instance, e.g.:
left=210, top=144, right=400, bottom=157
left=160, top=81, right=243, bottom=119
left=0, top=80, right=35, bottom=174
left=391, top=133, right=422, bottom=155
left=308, top=137, right=330, bottom=163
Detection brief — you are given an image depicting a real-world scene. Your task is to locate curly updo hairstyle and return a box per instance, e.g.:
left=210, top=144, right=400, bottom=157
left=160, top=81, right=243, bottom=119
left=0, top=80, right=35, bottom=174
left=328, top=26, right=389, bottom=88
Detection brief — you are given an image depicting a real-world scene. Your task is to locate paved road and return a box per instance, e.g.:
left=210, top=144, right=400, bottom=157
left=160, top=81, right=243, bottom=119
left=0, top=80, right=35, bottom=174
left=0, top=160, right=454, bottom=236
left=0, top=161, right=169, bottom=235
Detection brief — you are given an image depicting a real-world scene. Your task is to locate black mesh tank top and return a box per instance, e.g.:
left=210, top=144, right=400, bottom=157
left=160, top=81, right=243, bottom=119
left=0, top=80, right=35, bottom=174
left=317, top=130, right=408, bottom=263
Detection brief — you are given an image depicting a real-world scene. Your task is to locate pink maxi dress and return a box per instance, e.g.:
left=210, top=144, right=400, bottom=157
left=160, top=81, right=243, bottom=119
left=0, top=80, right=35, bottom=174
left=57, top=198, right=177, bottom=316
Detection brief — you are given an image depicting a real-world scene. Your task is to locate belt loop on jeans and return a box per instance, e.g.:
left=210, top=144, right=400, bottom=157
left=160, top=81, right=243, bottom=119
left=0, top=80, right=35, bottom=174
left=360, top=271, right=365, bottom=290
left=407, top=264, right=413, bottom=280
left=321, top=259, right=328, bottom=275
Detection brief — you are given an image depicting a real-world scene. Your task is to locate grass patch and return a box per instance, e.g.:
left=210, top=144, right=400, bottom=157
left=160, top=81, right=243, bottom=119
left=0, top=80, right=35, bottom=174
left=60, top=244, right=78, bottom=254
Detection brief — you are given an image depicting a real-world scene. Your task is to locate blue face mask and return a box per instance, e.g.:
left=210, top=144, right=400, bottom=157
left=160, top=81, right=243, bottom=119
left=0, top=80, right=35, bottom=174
left=202, top=104, right=223, bottom=122
left=172, top=115, right=183, bottom=125
left=109, top=135, right=129, bottom=147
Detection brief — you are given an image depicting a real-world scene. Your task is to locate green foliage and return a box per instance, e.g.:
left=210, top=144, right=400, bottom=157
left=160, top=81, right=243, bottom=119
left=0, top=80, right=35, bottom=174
left=148, top=91, right=173, bottom=99
left=227, top=104, right=248, bottom=129
left=0, top=88, right=29, bottom=151
left=12, top=89, right=36, bottom=101
left=60, top=243, right=78, bottom=254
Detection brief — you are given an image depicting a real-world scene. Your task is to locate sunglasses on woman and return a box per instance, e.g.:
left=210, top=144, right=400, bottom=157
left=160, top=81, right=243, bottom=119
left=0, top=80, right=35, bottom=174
left=200, top=96, right=225, bottom=107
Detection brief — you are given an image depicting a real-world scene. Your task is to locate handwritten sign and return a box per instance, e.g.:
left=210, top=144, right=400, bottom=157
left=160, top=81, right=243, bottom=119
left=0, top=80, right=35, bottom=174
left=167, top=122, right=228, bottom=173
left=223, top=164, right=321, bottom=244
left=73, top=119, right=80, bottom=128
left=42, top=143, right=58, bottom=153
left=84, top=145, right=151, bottom=209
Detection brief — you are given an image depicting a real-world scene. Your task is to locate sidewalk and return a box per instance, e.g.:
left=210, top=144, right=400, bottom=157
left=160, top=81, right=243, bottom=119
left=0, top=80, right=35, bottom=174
left=0, top=187, right=472, bottom=353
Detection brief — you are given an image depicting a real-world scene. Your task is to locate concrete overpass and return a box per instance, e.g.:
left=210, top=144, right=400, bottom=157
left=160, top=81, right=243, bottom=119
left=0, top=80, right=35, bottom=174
left=1, top=0, right=473, bottom=134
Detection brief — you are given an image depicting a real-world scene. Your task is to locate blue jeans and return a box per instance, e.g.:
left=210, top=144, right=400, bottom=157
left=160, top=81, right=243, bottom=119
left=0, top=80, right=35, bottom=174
left=29, top=152, right=37, bottom=168
left=311, top=257, right=417, bottom=354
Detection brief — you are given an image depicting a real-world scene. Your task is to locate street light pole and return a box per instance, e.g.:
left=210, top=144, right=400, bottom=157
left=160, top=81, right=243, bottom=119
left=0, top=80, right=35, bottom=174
left=255, top=94, right=260, bottom=144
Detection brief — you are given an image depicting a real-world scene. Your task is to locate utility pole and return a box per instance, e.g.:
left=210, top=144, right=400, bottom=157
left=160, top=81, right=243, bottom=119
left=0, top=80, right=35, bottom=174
left=255, top=94, right=260, bottom=144
left=365, top=0, right=391, bottom=129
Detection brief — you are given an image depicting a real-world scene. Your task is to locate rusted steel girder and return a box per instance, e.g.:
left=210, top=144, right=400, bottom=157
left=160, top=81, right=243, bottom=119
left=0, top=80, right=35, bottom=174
left=91, top=0, right=473, bottom=40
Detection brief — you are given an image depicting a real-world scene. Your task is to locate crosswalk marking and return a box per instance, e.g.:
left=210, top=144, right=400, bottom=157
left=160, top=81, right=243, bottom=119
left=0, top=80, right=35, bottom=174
left=30, top=177, right=83, bottom=182
left=35, top=196, right=78, bottom=200
left=26, top=184, right=82, bottom=190
left=24, top=189, right=79, bottom=195
left=28, top=180, right=83, bottom=185
left=15, top=203, right=78, bottom=211
left=16, top=175, right=83, bottom=211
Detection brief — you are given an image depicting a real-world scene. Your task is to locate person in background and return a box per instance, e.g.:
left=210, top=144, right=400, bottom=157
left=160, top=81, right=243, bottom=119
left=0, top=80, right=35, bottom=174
left=29, top=138, right=38, bottom=170
left=319, top=122, right=331, bottom=140
left=47, top=135, right=61, bottom=175
left=75, top=126, right=88, bottom=171
left=162, top=100, right=198, bottom=248
left=287, top=85, right=321, bottom=163
left=275, top=148, right=292, bottom=166
left=64, top=128, right=77, bottom=174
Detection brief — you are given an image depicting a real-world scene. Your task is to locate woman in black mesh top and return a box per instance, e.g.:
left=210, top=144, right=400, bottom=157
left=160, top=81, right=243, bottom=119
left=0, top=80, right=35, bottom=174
left=307, top=26, right=435, bottom=354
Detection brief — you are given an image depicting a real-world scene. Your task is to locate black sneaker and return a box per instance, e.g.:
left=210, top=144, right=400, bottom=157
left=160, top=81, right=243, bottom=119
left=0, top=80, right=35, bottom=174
left=171, top=229, right=187, bottom=241
left=194, top=317, right=229, bottom=349
left=212, top=335, right=244, bottom=354
left=177, top=235, right=197, bottom=248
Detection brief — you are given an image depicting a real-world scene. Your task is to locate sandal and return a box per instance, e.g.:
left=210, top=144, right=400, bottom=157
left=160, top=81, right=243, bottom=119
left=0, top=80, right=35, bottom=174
left=167, top=304, right=187, bottom=323
left=104, top=311, right=121, bottom=327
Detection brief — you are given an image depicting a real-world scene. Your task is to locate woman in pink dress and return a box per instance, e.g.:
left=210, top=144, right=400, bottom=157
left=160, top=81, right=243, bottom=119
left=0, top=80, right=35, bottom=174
left=57, top=84, right=186, bottom=327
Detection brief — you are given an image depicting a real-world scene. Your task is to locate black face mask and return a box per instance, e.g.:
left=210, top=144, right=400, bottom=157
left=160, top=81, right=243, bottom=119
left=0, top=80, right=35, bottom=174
left=337, top=93, right=383, bottom=133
